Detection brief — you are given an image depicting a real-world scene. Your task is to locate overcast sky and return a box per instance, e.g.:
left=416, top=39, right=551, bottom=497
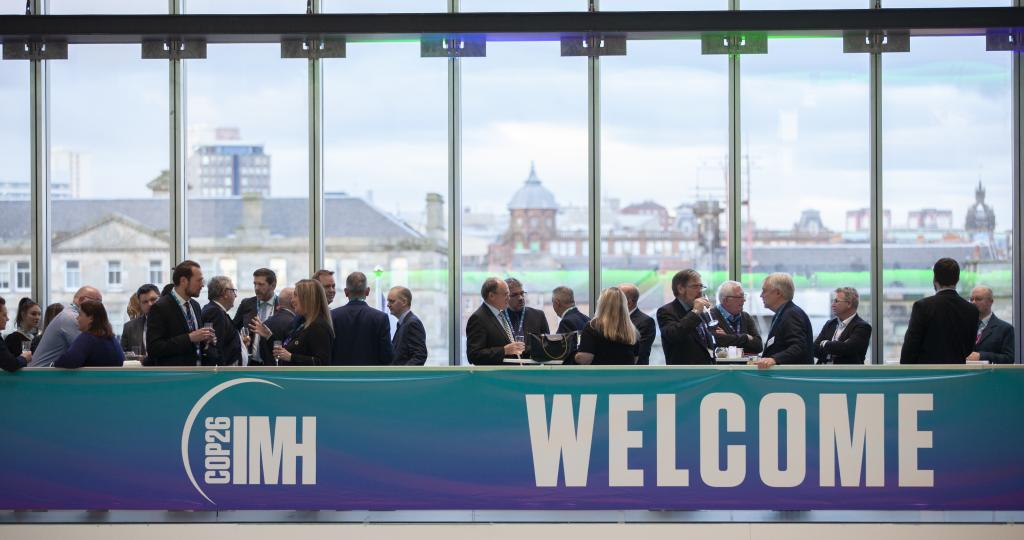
left=0, top=0, right=1013, bottom=232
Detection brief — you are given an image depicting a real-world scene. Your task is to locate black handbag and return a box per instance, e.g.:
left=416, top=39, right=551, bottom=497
left=527, top=332, right=579, bottom=363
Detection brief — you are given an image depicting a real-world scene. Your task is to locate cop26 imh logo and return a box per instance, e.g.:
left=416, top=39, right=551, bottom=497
left=181, top=378, right=317, bottom=504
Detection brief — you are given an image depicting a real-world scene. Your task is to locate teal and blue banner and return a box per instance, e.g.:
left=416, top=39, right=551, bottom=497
left=1, top=366, right=1022, bottom=510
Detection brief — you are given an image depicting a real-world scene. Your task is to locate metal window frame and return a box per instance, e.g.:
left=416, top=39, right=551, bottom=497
left=9, top=7, right=1022, bottom=366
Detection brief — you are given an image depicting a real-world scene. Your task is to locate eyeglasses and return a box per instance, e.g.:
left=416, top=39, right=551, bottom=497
left=831, top=298, right=850, bottom=304
left=724, top=295, right=746, bottom=301
left=509, top=291, right=527, bottom=298
left=226, top=288, right=238, bottom=293
left=686, top=284, right=708, bottom=291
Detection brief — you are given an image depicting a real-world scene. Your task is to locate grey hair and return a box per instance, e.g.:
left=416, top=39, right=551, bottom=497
left=346, top=271, right=368, bottom=297
left=834, top=287, right=859, bottom=311
left=207, top=275, right=233, bottom=302
left=390, top=285, right=413, bottom=306
left=552, top=286, right=574, bottom=305
left=716, top=280, right=743, bottom=304
left=764, top=273, right=795, bottom=301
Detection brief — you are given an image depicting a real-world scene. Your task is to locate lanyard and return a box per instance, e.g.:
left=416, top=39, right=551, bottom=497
left=505, top=308, right=526, bottom=337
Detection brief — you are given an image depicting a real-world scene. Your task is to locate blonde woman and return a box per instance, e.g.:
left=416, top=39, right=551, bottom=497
left=272, top=279, right=334, bottom=365
left=574, top=287, right=639, bottom=365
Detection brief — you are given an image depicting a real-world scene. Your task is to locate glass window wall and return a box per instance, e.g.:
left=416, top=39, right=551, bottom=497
left=48, top=44, right=168, bottom=336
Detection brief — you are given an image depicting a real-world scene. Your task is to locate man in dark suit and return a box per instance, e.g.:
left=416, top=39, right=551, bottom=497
left=968, top=286, right=1013, bottom=364
left=756, top=272, right=813, bottom=368
left=504, top=278, right=550, bottom=355
left=146, top=260, right=215, bottom=366
left=331, top=271, right=394, bottom=365
left=466, top=277, right=525, bottom=365
left=901, top=258, right=979, bottom=364
left=552, top=286, right=589, bottom=365
left=201, top=275, right=242, bottom=366
left=710, top=280, right=762, bottom=355
left=657, top=269, right=716, bottom=365
left=250, top=287, right=297, bottom=366
left=619, top=283, right=656, bottom=365
left=814, top=287, right=872, bottom=365
left=120, top=284, right=160, bottom=356
left=387, top=286, right=428, bottom=366
left=553, top=286, right=589, bottom=334
left=232, top=268, right=278, bottom=366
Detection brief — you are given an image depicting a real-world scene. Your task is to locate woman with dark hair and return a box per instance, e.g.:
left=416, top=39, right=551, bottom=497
left=54, top=301, right=125, bottom=368
left=29, top=303, right=64, bottom=353
left=0, top=297, right=32, bottom=372
left=5, top=297, right=40, bottom=356
left=273, top=279, right=334, bottom=366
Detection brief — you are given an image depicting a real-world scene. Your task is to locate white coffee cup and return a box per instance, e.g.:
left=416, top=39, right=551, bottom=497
left=727, top=346, right=739, bottom=358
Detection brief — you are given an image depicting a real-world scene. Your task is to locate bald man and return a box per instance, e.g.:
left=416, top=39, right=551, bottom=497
left=619, top=283, right=656, bottom=365
left=30, top=286, right=103, bottom=367
left=968, top=286, right=1014, bottom=364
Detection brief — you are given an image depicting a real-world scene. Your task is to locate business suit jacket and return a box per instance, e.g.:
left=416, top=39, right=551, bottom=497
left=763, top=301, right=814, bottom=364
left=202, top=302, right=242, bottom=366
left=656, top=299, right=714, bottom=365
left=331, top=300, right=394, bottom=366
left=280, top=318, right=334, bottom=366
left=466, top=303, right=514, bottom=365
left=900, top=289, right=979, bottom=364
left=813, top=314, right=872, bottom=365
left=231, top=295, right=278, bottom=331
left=120, top=316, right=147, bottom=355
left=392, top=311, right=428, bottom=366
left=709, top=307, right=763, bottom=354
left=146, top=293, right=207, bottom=367
left=256, top=309, right=297, bottom=366
left=556, top=307, right=590, bottom=334
left=974, top=314, right=1014, bottom=364
left=630, top=309, right=656, bottom=365
left=507, top=307, right=551, bottom=356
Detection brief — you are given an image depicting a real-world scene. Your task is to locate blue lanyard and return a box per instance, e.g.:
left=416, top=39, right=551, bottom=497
left=505, top=308, right=526, bottom=337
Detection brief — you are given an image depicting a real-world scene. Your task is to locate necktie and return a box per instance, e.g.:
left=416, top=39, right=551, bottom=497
left=181, top=301, right=201, bottom=359
left=976, top=320, right=984, bottom=345
left=183, top=302, right=197, bottom=331
left=392, top=321, right=401, bottom=347
left=499, top=311, right=515, bottom=343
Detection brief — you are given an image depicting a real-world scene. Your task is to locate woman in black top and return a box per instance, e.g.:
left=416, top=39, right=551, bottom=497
left=273, top=279, right=334, bottom=366
left=4, top=298, right=40, bottom=356
left=0, top=297, right=32, bottom=372
left=575, top=287, right=639, bottom=365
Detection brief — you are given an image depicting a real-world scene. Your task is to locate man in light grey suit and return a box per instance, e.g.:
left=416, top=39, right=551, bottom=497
left=30, top=286, right=103, bottom=367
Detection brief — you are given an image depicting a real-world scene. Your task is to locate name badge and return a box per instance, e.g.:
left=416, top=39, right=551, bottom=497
left=765, top=336, right=775, bottom=348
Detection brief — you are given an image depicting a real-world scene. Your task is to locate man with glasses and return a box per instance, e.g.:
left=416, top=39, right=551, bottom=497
left=967, top=286, right=1014, bottom=364
left=202, top=275, right=243, bottom=366
left=657, top=269, right=716, bottom=365
left=29, top=285, right=103, bottom=367
left=504, top=277, right=550, bottom=357
left=813, top=287, right=871, bottom=364
left=709, top=280, right=762, bottom=355
left=755, top=272, right=813, bottom=368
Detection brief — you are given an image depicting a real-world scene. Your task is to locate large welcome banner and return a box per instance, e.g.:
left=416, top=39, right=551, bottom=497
left=1, top=367, right=1022, bottom=510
